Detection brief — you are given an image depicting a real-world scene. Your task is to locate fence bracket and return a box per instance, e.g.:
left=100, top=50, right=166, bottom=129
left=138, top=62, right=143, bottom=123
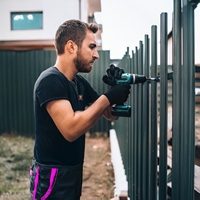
left=167, top=71, right=173, bottom=80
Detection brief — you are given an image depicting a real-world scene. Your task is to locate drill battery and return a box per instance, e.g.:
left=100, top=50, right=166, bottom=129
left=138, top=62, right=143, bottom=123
left=111, top=104, right=131, bottom=117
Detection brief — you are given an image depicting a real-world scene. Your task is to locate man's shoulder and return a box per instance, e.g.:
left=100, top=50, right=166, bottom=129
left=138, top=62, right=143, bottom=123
left=34, top=66, right=66, bottom=90
left=39, top=66, right=60, bottom=79
left=37, top=66, right=65, bottom=82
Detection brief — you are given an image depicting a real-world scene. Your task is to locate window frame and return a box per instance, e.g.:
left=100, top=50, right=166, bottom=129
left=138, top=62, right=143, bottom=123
left=11, top=11, right=43, bottom=31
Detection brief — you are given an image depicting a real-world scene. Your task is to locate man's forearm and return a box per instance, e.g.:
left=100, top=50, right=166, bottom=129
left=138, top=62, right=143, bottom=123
left=78, top=95, right=111, bottom=129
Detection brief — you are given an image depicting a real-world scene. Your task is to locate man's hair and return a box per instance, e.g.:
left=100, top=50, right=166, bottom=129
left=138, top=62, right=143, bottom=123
left=55, top=19, right=98, bottom=55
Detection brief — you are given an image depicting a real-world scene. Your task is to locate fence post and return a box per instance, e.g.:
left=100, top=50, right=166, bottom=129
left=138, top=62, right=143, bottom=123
left=142, top=35, right=150, bottom=200
left=172, top=0, right=182, bottom=199
left=138, top=41, right=143, bottom=200
left=128, top=50, right=134, bottom=199
left=159, top=12, right=168, bottom=200
left=181, top=0, right=195, bottom=199
left=133, top=47, right=139, bottom=199
left=149, top=25, right=158, bottom=200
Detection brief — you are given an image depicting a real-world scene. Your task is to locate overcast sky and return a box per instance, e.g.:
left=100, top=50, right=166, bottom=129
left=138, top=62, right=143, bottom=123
left=97, top=0, right=200, bottom=63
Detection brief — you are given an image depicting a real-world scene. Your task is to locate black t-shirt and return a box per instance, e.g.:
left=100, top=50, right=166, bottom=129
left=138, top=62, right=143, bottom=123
left=33, top=66, right=99, bottom=166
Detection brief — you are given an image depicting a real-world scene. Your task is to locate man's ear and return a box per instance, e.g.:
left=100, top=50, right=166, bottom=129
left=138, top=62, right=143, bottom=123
left=65, top=40, right=77, bottom=54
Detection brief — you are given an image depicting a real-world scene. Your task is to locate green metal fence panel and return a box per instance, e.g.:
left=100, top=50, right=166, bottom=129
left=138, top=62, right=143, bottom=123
left=0, top=50, right=56, bottom=136
left=113, top=1, right=199, bottom=199
left=0, top=49, right=110, bottom=136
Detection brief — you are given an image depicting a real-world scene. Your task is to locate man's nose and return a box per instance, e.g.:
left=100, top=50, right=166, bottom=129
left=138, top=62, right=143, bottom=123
left=93, top=50, right=99, bottom=59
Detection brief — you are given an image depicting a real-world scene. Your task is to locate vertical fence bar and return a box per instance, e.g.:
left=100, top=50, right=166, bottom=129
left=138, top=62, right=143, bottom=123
left=138, top=41, right=143, bottom=200
left=159, top=12, right=168, bottom=200
left=129, top=50, right=134, bottom=199
left=124, top=48, right=130, bottom=192
left=181, top=0, right=195, bottom=199
left=142, top=35, right=150, bottom=200
left=124, top=49, right=130, bottom=176
left=172, top=0, right=182, bottom=199
left=149, top=25, right=158, bottom=200
left=133, top=47, right=139, bottom=200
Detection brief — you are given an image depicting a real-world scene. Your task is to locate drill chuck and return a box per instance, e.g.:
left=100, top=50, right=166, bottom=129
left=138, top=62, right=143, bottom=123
left=134, top=74, right=148, bottom=84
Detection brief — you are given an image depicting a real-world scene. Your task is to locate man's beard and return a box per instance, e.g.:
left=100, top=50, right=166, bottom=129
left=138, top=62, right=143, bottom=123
left=74, top=50, right=94, bottom=73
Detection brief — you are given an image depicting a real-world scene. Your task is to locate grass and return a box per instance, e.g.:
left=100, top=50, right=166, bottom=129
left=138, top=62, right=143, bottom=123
left=0, top=134, right=115, bottom=200
left=0, top=135, right=34, bottom=199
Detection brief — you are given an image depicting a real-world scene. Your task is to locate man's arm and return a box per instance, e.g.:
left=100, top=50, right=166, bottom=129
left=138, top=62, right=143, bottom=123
left=88, top=103, right=119, bottom=121
left=46, top=94, right=110, bottom=142
left=46, top=82, right=130, bottom=142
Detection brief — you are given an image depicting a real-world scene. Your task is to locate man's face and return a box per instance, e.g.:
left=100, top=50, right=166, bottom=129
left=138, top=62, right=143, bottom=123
left=74, top=30, right=99, bottom=73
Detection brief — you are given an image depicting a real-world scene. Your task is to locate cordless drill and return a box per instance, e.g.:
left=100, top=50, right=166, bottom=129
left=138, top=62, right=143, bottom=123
left=111, top=73, right=155, bottom=117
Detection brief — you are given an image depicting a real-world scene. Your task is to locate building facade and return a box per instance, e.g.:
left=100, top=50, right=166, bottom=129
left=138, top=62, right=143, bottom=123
left=0, top=0, right=102, bottom=50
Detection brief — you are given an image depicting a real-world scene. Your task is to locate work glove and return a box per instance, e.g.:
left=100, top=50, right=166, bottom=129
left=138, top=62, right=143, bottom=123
left=104, top=84, right=131, bottom=105
left=102, top=64, right=124, bottom=86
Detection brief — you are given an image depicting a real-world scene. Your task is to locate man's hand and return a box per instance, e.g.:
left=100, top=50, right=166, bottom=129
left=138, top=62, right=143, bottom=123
left=102, top=64, right=124, bottom=86
left=104, top=84, right=131, bottom=105
left=102, top=64, right=130, bottom=105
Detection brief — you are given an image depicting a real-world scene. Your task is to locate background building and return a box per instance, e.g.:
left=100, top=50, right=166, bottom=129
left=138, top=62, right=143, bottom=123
left=0, top=0, right=102, bottom=50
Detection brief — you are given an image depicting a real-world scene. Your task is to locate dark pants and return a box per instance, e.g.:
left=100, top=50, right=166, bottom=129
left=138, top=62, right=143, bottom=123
left=30, top=160, right=83, bottom=200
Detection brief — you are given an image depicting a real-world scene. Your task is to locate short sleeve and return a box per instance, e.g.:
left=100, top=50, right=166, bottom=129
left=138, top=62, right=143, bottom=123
left=36, top=74, right=70, bottom=107
left=85, top=82, right=100, bottom=104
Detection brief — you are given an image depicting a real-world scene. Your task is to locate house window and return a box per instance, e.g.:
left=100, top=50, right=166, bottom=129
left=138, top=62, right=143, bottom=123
left=11, top=12, right=43, bottom=30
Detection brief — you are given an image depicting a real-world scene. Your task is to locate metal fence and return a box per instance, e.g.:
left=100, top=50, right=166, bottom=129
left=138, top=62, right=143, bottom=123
left=0, top=49, right=111, bottom=136
left=0, top=50, right=56, bottom=136
left=114, top=0, right=199, bottom=199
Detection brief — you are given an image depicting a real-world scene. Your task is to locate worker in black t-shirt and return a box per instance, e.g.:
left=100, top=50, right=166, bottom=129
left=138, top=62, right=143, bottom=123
left=30, top=19, right=130, bottom=200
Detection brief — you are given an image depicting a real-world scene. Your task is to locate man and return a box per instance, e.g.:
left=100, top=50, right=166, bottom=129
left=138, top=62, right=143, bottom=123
left=30, top=19, right=130, bottom=200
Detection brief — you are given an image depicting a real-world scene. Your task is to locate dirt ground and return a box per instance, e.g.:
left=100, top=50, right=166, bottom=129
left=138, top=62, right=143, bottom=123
left=81, top=133, right=115, bottom=200
left=0, top=133, right=115, bottom=200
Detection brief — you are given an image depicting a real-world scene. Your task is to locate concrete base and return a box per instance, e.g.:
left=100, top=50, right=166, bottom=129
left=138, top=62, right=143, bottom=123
left=109, top=129, right=128, bottom=197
